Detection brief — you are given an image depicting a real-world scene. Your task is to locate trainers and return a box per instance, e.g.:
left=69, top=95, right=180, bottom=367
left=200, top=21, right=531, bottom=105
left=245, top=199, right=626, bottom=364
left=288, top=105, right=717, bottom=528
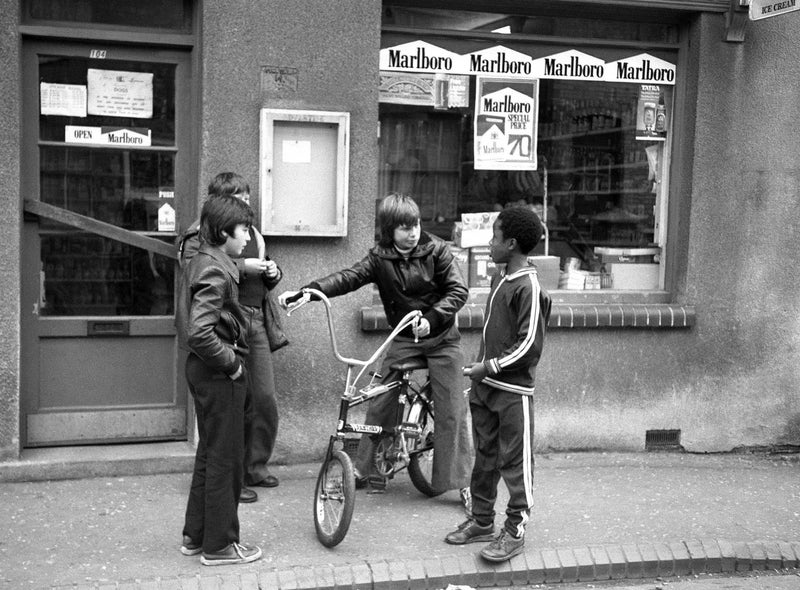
left=180, top=535, right=202, bottom=556
left=459, top=487, right=472, bottom=517
left=480, top=529, right=524, bottom=562
left=201, top=542, right=262, bottom=566
left=444, top=518, right=495, bottom=545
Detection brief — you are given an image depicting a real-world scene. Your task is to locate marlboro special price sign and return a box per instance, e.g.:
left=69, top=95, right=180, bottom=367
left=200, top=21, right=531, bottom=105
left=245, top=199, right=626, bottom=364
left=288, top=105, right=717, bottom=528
left=473, top=77, right=539, bottom=171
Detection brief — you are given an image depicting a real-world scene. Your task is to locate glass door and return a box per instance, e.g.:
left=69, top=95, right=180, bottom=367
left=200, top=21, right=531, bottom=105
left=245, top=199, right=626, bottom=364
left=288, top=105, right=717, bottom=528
left=20, top=40, right=194, bottom=446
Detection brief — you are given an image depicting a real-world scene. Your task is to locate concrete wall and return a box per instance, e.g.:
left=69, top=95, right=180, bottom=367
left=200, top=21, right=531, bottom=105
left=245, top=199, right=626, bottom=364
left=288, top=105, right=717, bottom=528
left=0, top=2, right=20, bottom=460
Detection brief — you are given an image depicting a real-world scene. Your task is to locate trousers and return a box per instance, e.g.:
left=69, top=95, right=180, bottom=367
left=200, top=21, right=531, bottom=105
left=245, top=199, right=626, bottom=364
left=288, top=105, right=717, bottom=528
left=182, top=353, right=247, bottom=552
left=240, top=305, right=279, bottom=485
left=355, top=324, right=473, bottom=491
left=469, top=383, right=535, bottom=538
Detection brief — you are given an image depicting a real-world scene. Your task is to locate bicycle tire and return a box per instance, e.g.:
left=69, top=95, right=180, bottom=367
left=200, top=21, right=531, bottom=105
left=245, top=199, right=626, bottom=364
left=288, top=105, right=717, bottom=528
left=313, top=449, right=356, bottom=547
left=407, top=396, right=445, bottom=497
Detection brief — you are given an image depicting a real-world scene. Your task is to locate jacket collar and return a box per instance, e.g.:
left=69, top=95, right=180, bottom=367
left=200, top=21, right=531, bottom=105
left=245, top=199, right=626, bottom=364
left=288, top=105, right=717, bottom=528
left=373, top=231, right=435, bottom=259
left=198, top=242, right=239, bottom=281
left=504, top=265, right=539, bottom=282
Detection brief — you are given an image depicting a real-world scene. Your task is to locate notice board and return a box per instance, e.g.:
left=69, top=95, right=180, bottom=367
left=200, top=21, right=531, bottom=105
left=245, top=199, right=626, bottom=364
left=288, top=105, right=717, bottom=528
left=259, top=109, right=350, bottom=236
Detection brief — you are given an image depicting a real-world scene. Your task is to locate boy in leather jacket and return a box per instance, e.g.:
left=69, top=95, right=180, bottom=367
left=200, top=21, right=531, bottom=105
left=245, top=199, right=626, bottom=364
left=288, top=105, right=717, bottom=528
left=174, top=194, right=262, bottom=566
left=280, top=193, right=473, bottom=507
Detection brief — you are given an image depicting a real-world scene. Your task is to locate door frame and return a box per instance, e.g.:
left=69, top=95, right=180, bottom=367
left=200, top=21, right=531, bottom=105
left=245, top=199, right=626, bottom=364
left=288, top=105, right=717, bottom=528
left=19, top=38, right=197, bottom=447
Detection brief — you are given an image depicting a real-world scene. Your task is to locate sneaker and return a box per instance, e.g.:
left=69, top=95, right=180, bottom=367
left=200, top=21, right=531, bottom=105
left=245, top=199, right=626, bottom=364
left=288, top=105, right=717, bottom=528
left=180, top=535, right=202, bottom=556
left=201, top=542, right=262, bottom=566
left=459, top=487, right=472, bottom=517
left=444, top=518, right=495, bottom=545
left=239, top=487, right=258, bottom=503
left=479, top=529, right=524, bottom=563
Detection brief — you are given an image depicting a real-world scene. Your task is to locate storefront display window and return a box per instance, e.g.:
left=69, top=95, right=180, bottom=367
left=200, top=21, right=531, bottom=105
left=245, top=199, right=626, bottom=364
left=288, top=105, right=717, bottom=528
left=379, top=8, right=676, bottom=292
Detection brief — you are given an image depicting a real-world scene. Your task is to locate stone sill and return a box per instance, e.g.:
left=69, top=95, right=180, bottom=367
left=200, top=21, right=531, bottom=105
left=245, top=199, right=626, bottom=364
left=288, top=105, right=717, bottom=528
left=360, top=291, right=695, bottom=332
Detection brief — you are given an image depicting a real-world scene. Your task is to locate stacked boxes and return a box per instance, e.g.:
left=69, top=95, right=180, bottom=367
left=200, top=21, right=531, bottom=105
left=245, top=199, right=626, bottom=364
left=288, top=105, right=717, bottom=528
left=595, top=247, right=660, bottom=290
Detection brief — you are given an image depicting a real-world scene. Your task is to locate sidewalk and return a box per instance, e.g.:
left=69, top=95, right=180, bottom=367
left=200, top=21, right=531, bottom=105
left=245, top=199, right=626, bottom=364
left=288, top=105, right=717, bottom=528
left=0, top=451, right=798, bottom=590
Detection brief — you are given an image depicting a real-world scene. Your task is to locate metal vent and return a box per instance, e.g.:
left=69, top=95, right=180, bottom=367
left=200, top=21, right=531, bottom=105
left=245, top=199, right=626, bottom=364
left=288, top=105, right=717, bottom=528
left=645, top=429, right=682, bottom=451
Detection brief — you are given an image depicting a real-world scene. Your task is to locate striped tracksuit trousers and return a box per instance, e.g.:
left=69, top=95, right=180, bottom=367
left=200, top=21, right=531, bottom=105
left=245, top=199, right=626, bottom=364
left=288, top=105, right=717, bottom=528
left=469, top=382, right=535, bottom=538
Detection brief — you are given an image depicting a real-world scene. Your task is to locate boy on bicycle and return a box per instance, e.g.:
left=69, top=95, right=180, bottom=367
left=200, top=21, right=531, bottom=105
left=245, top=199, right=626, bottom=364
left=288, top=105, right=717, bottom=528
left=280, top=193, right=473, bottom=508
left=445, top=206, right=551, bottom=563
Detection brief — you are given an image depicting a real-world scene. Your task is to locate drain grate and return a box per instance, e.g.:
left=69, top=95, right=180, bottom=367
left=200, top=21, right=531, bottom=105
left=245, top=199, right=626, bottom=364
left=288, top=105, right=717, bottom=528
left=645, top=429, right=682, bottom=451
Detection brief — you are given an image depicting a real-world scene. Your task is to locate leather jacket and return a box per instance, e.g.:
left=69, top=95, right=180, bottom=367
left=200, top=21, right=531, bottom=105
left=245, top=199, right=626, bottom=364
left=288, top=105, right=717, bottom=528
left=175, top=243, right=248, bottom=376
left=308, top=232, right=468, bottom=338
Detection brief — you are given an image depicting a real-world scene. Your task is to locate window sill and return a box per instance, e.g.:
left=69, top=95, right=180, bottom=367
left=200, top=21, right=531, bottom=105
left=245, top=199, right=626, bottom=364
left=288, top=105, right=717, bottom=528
left=360, top=290, right=695, bottom=331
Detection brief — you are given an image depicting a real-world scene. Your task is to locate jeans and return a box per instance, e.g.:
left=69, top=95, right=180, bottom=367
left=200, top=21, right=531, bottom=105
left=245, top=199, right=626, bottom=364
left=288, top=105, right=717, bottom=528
left=183, top=353, right=247, bottom=552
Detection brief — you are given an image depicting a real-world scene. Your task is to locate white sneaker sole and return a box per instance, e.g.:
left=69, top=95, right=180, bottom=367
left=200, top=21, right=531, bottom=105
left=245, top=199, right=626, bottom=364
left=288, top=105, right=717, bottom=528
left=201, top=545, right=262, bottom=566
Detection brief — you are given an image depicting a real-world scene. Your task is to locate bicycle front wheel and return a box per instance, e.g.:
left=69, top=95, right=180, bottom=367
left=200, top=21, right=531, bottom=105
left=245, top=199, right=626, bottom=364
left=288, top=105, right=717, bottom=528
left=407, top=397, right=445, bottom=497
left=313, top=449, right=356, bottom=547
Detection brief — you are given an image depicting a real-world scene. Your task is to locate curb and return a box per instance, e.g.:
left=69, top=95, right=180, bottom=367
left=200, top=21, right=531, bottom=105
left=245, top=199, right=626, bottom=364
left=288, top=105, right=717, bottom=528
left=54, top=538, right=800, bottom=590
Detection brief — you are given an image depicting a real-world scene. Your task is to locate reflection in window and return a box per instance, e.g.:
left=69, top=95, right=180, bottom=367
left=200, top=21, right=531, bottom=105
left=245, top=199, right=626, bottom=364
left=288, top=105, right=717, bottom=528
left=41, top=232, right=175, bottom=317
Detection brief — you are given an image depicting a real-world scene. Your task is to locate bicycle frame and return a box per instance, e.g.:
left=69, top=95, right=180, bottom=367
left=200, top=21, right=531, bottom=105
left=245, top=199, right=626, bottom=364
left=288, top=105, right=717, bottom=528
left=286, top=288, right=429, bottom=464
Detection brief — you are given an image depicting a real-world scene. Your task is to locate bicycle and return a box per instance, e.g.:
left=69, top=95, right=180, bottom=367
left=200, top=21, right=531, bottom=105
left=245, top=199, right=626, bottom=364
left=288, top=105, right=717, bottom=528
left=284, top=288, right=442, bottom=547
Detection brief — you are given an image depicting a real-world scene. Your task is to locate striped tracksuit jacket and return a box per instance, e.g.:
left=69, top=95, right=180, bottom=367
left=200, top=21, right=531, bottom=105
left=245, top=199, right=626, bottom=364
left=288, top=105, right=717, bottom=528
left=469, top=265, right=551, bottom=537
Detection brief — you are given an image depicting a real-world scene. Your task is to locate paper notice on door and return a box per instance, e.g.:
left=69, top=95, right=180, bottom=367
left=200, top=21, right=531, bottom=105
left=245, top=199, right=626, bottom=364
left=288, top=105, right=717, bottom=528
left=87, top=69, right=154, bottom=119
left=40, top=83, right=87, bottom=117
left=282, top=140, right=311, bottom=163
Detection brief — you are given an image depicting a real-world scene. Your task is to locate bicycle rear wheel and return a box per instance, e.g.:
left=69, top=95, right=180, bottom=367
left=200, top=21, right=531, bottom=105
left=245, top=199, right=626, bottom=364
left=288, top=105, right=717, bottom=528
left=313, top=449, right=356, bottom=547
left=407, top=396, right=445, bottom=497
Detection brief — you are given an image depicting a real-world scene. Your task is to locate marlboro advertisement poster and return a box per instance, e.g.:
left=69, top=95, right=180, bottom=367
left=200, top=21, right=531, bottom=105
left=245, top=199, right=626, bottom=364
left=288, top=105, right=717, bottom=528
left=473, top=77, right=539, bottom=170
left=635, top=84, right=667, bottom=141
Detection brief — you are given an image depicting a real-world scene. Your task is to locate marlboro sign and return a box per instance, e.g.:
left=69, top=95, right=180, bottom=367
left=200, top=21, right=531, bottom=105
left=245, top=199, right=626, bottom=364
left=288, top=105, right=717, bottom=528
left=750, top=0, right=800, bottom=20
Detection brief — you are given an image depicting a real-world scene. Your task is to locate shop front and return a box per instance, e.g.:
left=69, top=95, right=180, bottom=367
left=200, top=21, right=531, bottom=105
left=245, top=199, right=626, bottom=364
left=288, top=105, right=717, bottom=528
left=2, top=0, right=799, bottom=470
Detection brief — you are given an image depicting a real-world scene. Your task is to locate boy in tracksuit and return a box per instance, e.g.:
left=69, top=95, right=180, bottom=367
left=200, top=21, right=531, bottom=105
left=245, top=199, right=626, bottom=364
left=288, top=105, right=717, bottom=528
left=445, top=206, right=551, bottom=563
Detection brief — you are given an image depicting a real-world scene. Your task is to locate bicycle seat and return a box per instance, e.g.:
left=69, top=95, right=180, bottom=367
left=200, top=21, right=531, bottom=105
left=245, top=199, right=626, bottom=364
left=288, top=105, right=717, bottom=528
left=389, top=357, right=428, bottom=373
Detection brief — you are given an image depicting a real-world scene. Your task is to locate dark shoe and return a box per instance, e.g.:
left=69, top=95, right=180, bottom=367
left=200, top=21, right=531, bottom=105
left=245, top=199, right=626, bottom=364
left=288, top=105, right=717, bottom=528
left=252, top=474, right=279, bottom=488
left=180, top=535, right=202, bottom=556
left=240, top=487, right=258, bottom=503
left=201, top=542, right=262, bottom=566
left=445, top=519, right=495, bottom=545
left=480, top=529, right=524, bottom=562
left=353, top=467, right=368, bottom=489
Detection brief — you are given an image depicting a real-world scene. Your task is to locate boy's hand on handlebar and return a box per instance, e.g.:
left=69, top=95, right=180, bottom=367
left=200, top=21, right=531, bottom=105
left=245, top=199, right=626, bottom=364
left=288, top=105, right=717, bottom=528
left=278, top=290, right=304, bottom=309
left=463, top=362, right=488, bottom=382
left=411, top=317, right=430, bottom=338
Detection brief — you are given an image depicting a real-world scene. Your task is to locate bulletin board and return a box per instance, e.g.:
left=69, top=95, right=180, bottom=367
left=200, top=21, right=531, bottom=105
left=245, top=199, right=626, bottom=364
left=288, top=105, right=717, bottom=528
left=259, top=108, right=350, bottom=236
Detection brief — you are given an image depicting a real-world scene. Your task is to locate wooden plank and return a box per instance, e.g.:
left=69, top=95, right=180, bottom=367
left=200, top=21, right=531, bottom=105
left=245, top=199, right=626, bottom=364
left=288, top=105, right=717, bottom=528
left=24, top=199, right=177, bottom=260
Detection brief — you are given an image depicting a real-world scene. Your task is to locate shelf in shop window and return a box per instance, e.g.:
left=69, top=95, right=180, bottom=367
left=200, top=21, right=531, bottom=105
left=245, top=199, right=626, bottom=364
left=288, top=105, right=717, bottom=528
left=548, top=188, right=654, bottom=198
left=547, top=161, right=649, bottom=175
left=538, top=125, right=636, bottom=142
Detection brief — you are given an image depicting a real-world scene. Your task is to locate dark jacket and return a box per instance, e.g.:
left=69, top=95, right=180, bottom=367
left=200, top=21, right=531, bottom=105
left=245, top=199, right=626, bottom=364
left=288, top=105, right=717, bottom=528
left=308, top=232, right=468, bottom=338
left=479, top=266, right=551, bottom=395
left=175, top=243, right=248, bottom=377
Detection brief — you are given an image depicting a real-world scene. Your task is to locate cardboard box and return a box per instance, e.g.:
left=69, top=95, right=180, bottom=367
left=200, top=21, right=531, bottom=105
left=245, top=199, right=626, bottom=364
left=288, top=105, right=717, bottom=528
left=606, top=262, right=660, bottom=290
left=468, top=247, right=498, bottom=288
left=453, top=212, right=499, bottom=248
left=527, top=255, right=560, bottom=291
left=594, top=246, right=660, bottom=264
left=448, top=244, right=470, bottom=283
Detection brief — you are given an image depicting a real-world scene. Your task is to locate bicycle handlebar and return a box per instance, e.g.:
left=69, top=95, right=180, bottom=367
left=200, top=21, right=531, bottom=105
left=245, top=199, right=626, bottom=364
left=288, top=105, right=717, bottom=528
left=284, top=288, right=423, bottom=374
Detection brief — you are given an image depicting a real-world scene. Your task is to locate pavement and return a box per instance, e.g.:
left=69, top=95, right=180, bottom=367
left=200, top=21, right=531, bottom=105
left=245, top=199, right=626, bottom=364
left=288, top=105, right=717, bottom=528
left=0, top=449, right=798, bottom=590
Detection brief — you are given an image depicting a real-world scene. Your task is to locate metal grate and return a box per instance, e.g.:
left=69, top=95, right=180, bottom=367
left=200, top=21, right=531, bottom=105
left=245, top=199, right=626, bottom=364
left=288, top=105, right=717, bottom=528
left=645, top=429, right=682, bottom=451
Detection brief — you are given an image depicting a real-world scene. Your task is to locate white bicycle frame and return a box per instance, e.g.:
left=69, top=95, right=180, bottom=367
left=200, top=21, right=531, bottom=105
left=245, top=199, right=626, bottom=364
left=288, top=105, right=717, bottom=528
left=285, top=287, right=422, bottom=400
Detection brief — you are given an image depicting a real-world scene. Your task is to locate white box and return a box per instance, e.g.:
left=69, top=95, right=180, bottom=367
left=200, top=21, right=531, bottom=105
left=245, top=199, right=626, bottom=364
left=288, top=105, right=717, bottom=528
left=607, top=263, right=660, bottom=290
